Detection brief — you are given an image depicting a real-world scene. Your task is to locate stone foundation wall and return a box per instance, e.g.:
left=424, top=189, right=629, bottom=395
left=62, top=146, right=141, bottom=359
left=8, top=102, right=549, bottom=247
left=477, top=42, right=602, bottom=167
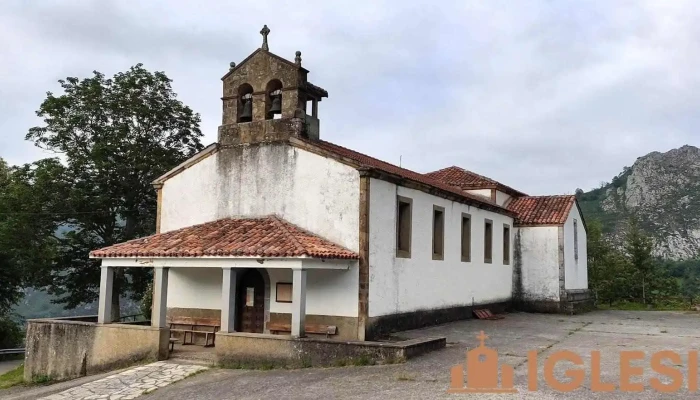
left=514, top=289, right=594, bottom=315
left=24, top=319, right=169, bottom=382
left=365, top=301, right=510, bottom=340
left=216, top=332, right=445, bottom=368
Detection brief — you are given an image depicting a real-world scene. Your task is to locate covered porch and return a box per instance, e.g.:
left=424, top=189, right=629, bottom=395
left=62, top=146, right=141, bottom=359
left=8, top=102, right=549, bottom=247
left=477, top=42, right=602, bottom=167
left=95, top=257, right=355, bottom=339
left=89, top=215, right=360, bottom=344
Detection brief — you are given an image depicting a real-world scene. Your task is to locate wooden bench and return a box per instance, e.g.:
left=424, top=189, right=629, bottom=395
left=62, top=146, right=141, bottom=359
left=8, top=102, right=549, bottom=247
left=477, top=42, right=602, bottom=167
left=169, top=338, right=179, bottom=353
left=267, top=323, right=337, bottom=338
left=169, top=317, right=220, bottom=347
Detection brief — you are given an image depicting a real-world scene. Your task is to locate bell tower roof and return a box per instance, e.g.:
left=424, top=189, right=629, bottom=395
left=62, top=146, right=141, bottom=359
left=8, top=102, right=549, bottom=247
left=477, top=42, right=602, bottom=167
left=222, top=48, right=310, bottom=81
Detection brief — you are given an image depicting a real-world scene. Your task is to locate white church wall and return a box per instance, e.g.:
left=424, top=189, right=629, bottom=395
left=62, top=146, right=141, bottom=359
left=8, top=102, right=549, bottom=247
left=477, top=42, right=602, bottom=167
left=368, top=179, right=514, bottom=318
left=495, top=191, right=511, bottom=207
left=564, top=206, right=588, bottom=290
left=465, top=189, right=492, bottom=199
left=167, top=268, right=223, bottom=310
left=166, top=259, right=359, bottom=318
left=517, top=226, right=560, bottom=301
left=160, top=144, right=360, bottom=252
left=267, top=262, right=358, bottom=317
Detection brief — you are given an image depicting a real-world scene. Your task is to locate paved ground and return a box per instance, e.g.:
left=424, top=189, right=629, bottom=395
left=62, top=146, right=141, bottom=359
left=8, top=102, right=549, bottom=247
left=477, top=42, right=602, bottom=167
left=0, top=362, right=206, bottom=400
left=146, top=310, right=700, bottom=399
left=0, top=360, right=22, bottom=377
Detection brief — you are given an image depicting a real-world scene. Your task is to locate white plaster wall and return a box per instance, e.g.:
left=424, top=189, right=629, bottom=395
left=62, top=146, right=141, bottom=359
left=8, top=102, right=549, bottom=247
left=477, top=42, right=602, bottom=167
left=465, top=189, right=492, bottom=199
left=495, top=191, right=511, bottom=207
left=564, top=206, right=588, bottom=290
left=368, top=179, right=514, bottom=317
left=160, top=144, right=360, bottom=252
left=517, top=227, right=560, bottom=301
left=166, top=259, right=358, bottom=317
left=167, top=268, right=223, bottom=310
left=267, top=261, right=359, bottom=317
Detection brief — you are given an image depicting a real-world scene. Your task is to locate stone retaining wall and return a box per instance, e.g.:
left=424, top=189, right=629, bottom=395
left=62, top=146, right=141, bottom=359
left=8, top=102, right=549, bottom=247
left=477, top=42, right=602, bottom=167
left=216, top=332, right=445, bottom=368
left=24, top=318, right=169, bottom=382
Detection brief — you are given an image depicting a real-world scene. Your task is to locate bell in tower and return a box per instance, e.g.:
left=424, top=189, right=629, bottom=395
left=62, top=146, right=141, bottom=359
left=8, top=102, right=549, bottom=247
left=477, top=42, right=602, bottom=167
left=240, top=93, right=253, bottom=122
left=268, top=89, right=282, bottom=118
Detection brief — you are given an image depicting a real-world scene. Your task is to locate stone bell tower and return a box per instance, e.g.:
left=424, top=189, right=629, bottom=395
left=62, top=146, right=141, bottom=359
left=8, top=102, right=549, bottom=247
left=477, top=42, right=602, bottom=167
left=218, top=25, right=328, bottom=146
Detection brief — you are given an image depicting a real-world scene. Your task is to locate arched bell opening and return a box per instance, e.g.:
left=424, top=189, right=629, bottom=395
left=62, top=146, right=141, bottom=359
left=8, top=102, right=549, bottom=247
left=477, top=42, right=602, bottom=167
left=237, top=83, right=254, bottom=123
left=265, top=79, right=283, bottom=120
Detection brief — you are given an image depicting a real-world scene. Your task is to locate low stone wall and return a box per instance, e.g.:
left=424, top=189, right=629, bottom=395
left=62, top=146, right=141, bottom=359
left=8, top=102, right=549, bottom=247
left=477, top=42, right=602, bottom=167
left=216, top=332, right=445, bottom=368
left=24, top=319, right=169, bottom=382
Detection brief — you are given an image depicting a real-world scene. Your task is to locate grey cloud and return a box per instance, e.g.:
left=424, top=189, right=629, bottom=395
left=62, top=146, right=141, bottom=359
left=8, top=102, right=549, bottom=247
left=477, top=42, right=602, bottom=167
left=1, top=0, right=700, bottom=195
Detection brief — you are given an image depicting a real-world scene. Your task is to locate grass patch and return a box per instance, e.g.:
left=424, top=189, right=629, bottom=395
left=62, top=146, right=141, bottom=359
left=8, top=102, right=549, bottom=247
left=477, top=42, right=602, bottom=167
left=396, top=372, right=416, bottom=381
left=31, top=374, right=52, bottom=384
left=0, top=364, right=25, bottom=389
left=660, top=330, right=668, bottom=333
left=351, top=355, right=373, bottom=366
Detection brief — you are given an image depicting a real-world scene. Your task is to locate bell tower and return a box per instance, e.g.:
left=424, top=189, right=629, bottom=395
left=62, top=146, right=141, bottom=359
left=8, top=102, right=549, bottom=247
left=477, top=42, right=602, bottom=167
left=218, top=25, right=328, bottom=146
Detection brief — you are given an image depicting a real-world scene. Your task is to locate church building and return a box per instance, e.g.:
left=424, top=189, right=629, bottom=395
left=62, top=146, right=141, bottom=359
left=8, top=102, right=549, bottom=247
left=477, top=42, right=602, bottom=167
left=89, top=26, right=591, bottom=343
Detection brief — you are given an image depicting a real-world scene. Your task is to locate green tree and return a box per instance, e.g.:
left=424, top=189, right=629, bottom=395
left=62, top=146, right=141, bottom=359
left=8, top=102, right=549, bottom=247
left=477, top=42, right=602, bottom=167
left=0, top=158, right=68, bottom=346
left=624, top=217, right=655, bottom=304
left=26, top=64, right=203, bottom=320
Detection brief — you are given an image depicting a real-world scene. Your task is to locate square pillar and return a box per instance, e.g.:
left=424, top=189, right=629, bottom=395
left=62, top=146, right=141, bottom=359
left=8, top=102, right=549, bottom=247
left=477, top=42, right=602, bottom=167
left=152, top=267, right=169, bottom=328
left=221, top=267, right=238, bottom=333
left=291, top=269, right=307, bottom=338
left=97, top=266, right=114, bottom=324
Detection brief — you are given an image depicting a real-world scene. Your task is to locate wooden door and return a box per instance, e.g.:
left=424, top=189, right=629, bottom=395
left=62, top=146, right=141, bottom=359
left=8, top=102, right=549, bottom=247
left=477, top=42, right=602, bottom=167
left=237, top=270, right=265, bottom=333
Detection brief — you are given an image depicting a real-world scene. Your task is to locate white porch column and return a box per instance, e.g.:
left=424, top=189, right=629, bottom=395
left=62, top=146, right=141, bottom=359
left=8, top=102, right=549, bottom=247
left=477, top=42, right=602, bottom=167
left=97, top=266, right=114, bottom=324
left=152, top=266, right=169, bottom=328
left=221, top=267, right=237, bottom=333
left=291, top=268, right=307, bottom=338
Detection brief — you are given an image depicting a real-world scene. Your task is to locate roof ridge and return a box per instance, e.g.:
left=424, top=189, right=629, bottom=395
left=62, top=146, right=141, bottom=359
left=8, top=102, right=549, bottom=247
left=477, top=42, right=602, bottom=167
left=311, top=139, right=506, bottom=210
left=270, top=215, right=308, bottom=256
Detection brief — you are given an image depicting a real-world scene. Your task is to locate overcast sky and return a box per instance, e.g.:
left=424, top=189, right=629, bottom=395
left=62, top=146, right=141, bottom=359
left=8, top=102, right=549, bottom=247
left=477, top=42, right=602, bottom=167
left=2, top=1, right=699, bottom=195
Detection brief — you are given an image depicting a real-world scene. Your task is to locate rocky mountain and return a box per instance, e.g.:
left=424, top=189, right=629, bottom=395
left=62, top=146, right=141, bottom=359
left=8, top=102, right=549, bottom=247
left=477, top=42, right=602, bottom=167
left=577, top=145, right=700, bottom=260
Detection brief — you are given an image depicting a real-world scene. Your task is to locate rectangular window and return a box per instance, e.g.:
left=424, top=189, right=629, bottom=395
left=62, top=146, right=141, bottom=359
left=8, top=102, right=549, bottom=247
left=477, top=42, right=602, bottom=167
left=461, top=213, right=471, bottom=262
left=574, top=219, right=579, bottom=262
left=503, top=224, right=510, bottom=265
left=432, top=205, right=445, bottom=260
left=484, top=219, right=493, bottom=264
left=396, top=196, right=413, bottom=258
left=275, top=282, right=292, bottom=303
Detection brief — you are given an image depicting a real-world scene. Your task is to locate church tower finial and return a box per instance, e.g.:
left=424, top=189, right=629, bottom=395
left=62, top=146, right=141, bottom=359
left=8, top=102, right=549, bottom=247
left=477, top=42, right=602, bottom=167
left=260, top=25, right=270, bottom=51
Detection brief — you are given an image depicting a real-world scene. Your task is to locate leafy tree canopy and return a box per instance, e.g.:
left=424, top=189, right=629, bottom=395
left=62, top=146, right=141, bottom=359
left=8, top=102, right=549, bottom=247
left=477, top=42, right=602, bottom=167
left=25, top=64, right=204, bottom=319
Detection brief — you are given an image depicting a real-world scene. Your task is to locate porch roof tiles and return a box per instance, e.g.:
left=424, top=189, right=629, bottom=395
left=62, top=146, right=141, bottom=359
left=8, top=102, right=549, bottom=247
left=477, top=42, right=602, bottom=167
left=89, top=216, right=359, bottom=259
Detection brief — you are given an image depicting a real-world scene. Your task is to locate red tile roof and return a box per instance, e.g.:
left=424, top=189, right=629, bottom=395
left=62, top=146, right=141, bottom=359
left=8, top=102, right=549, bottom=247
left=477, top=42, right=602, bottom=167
left=506, top=195, right=576, bottom=226
left=302, top=139, right=514, bottom=216
left=425, top=166, right=526, bottom=197
left=89, top=216, right=358, bottom=259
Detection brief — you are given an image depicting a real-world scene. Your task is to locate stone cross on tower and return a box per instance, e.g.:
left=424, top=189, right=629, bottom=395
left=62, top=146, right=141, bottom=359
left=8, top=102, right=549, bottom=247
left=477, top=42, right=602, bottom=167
left=260, top=24, right=270, bottom=51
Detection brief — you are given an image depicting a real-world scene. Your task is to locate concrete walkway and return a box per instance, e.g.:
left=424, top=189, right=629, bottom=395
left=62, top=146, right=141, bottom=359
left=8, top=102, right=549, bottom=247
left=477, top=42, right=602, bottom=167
left=0, top=360, right=22, bottom=376
left=37, top=361, right=206, bottom=400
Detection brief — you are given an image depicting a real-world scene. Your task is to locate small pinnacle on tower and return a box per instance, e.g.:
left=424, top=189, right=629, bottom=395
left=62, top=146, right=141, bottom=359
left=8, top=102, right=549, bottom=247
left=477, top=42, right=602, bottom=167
left=260, top=24, right=270, bottom=51
left=295, top=51, right=302, bottom=66
left=229, top=62, right=236, bottom=70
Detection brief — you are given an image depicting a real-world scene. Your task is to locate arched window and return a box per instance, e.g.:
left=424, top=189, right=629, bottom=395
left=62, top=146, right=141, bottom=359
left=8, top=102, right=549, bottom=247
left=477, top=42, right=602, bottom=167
left=237, top=83, right=254, bottom=123
left=265, top=79, right=283, bottom=120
